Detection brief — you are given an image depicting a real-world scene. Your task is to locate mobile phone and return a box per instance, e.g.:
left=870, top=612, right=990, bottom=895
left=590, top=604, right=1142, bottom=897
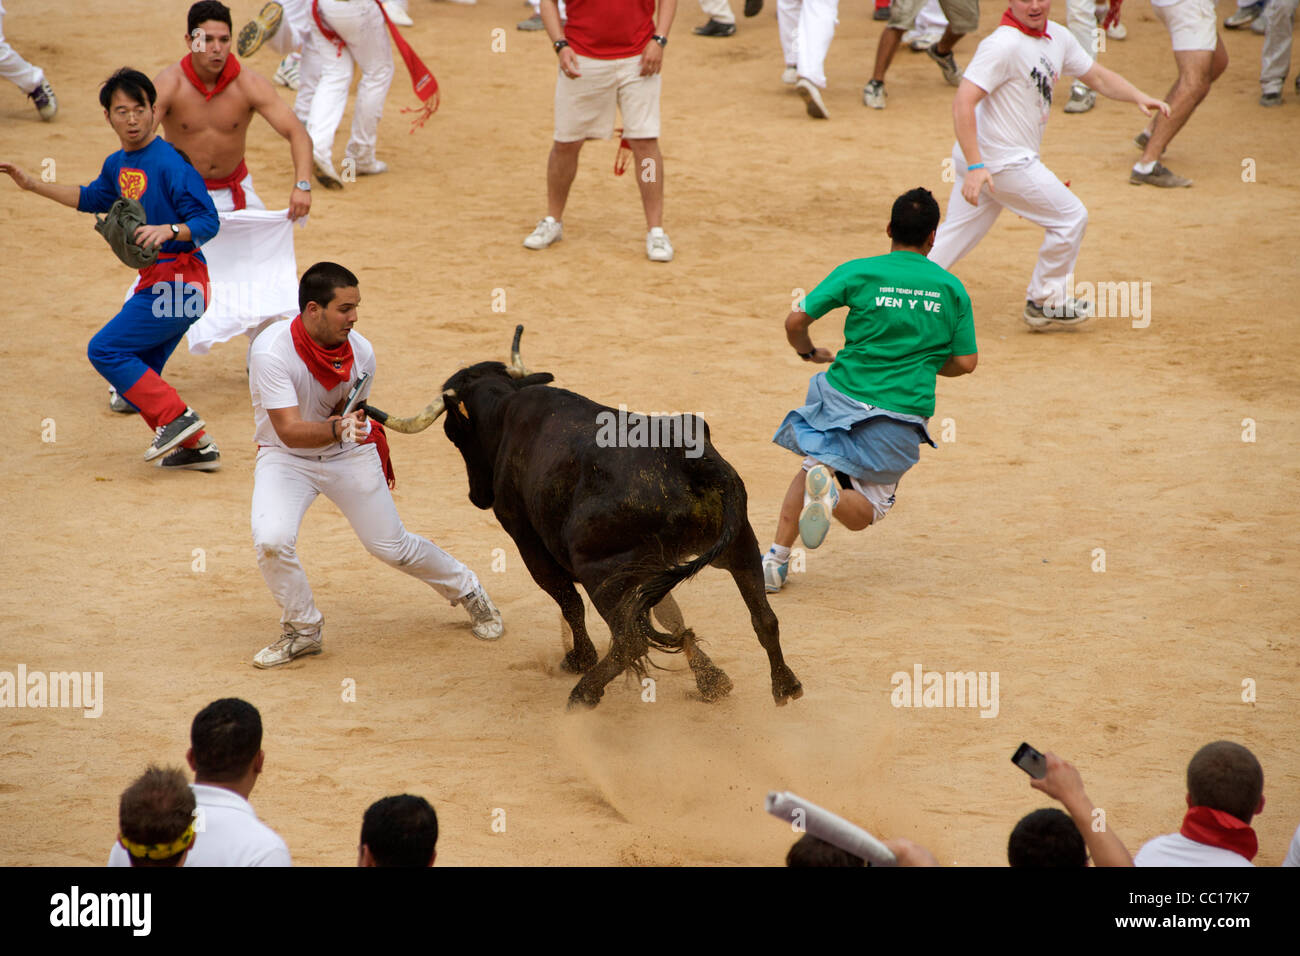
left=1012, top=742, right=1047, bottom=779
left=341, top=372, right=371, bottom=416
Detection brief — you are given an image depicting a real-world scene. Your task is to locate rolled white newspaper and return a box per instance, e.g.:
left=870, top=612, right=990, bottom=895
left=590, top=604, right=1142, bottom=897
left=765, top=791, right=898, bottom=866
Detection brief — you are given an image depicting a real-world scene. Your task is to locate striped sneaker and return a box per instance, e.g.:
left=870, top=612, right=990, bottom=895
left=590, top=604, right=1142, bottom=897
left=798, top=465, right=839, bottom=550
left=273, top=52, right=301, bottom=91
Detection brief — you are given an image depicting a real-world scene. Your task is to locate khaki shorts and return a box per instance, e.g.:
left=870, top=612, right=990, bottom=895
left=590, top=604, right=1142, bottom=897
left=889, top=0, right=979, bottom=34
left=554, top=53, right=661, bottom=142
left=1153, top=0, right=1218, bottom=52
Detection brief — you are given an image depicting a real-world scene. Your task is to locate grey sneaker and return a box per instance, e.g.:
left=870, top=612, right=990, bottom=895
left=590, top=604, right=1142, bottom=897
left=795, top=77, right=828, bottom=118
left=108, top=387, right=136, bottom=414
left=1023, top=297, right=1092, bottom=331
left=252, top=623, right=323, bottom=668
left=1260, top=90, right=1282, bottom=107
left=1064, top=84, right=1096, bottom=114
left=1225, top=1, right=1264, bottom=27
left=1130, top=162, right=1192, bottom=188
left=926, top=46, right=962, bottom=86
left=28, top=78, right=57, bottom=121
left=460, top=585, right=503, bottom=640
left=517, top=13, right=543, bottom=30
left=862, top=79, right=886, bottom=109
left=144, top=407, right=204, bottom=461
left=158, top=438, right=221, bottom=472
left=1134, top=129, right=1150, bottom=150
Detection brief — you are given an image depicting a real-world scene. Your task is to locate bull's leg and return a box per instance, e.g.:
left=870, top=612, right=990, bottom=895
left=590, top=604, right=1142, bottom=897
left=683, top=632, right=733, bottom=702
left=565, top=587, right=645, bottom=710
left=504, top=529, right=599, bottom=672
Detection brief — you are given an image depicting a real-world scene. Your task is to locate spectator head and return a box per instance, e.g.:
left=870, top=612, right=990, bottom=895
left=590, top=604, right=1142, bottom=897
left=187, top=698, right=264, bottom=795
left=98, top=68, right=156, bottom=111
left=1008, top=808, right=1087, bottom=867
left=299, top=261, right=360, bottom=314
left=359, top=795, right=438, bottom=867
left=785, top=833, right=866, bottom=867
left=118, top=765, right=197, bottom=868
left=1186, top=741, right=1265, bottom=824
left=887, top=187, right=941, bottom=250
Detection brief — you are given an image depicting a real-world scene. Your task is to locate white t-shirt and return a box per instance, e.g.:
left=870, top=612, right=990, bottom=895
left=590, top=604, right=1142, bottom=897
left=1134, top=833, right=1255, bottom=867
left=107, top=784, right=292, bottom=867
left=249, top=320, right=375, bottom=456
left=959, top=23, right=1094, bottom=172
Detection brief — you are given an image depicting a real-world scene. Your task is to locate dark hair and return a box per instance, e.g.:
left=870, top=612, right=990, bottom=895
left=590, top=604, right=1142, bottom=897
left=119, top=765, right=196, bottom=868
left=1007, top=808, right=1087, bottom=867
left=361, top=795, right=439, bottom=867
left=1187, top=741, right=1264, bottom=824
left=99, top=68, right=157, bottom=111
left=188, top=1, right=233, bottom=36
left=190, top=698, right=262, bottom=782
left=889, top=187, right=941, bottom=247
left=299, top=261, right=360, bottom=313
left=785, top=833, right=866, bottom=867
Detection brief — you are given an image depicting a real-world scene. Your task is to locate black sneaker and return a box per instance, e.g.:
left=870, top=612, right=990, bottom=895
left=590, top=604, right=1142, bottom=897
left=144, top=407, right=204, bottom=461
left=744, top=0, right=763, bottom=15
left=158, top=440, right=221, bottom=472
left=693, top=18, right=736, bottom=36
left=28, top=78, right=57, bottom=121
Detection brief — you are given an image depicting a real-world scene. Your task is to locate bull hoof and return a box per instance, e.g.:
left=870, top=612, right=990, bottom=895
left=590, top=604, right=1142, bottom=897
left=566, top=687, right=602, bottom=711
left=772, top=678, right=804, bottom=707
left=561, top=650, right=596, bottom=673
left=694, top=666, right=734, bottom=703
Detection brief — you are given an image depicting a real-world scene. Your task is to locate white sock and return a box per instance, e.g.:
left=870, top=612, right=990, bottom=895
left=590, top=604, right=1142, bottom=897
left=768, top=544, right=791, bottom=563
left=1134, top=160, right=1156, bottom=174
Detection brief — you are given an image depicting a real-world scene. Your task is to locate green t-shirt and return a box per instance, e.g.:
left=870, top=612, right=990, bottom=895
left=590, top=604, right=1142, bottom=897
left=803, top=251, right=976, bottom=418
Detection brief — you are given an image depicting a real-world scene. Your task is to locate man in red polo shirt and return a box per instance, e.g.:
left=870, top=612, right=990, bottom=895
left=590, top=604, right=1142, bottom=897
left=523, top=0, right=677, bottom=262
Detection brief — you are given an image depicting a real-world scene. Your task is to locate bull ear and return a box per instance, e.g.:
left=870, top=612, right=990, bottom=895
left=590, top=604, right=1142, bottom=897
left=518, top=372, right=554, bottom=387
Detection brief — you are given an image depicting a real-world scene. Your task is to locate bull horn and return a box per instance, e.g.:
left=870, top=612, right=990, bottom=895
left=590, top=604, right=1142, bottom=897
left=368, top=392, right=450, bottom=434
left=508, top=324, right=530, bottom=378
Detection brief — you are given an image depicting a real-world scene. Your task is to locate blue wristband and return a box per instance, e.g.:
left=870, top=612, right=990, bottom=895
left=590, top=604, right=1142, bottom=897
left=967, top=163, right=986, bottom=171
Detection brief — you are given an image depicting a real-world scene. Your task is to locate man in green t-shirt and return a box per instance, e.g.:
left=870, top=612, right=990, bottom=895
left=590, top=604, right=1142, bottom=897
left=764, top=188, right=978, bottom=593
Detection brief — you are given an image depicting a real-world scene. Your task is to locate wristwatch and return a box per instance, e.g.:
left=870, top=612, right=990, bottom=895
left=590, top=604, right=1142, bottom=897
left=553, top=38, right=569, bottom=53
left=295, top=180, right=311, bottom=191
left=169, top=223, right=180, bottom=238
left=652, top=34, right=667, bottom=47
left=798, top=348, right=816, bottom=360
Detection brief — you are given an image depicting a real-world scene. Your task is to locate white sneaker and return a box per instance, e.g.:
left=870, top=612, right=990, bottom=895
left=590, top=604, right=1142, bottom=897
left=273, top=52, right=301, bottom=90
left=313, top=156, right=344, bottom=190
left=382, top=1, right=413, bottom=25
left=862, top=80, right=886, bottom=110
left=762, top=554, right=789, bottom=594
left=252, top=623, right=323, bottom=668
left=524, top=216, right=562, bottom=250
left=460, top=585, right=504, bottom=640
left=1106, top=21, right=1127, bottom=39
left=795, top=77, right=828, bottom=119
left=798, top=465, right=840, bottom=550
left=782, top=65, right=798, bottom=85
left=646, top=227, right=674, bottom=262
left=348, top=157, right=389, bottom=175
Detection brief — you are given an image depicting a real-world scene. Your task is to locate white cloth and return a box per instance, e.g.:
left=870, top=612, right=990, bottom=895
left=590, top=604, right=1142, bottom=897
left=1134, top=832, right=1255, bottom=867
left=107, top=784, right=291, bottom=867
left=1067, top=0, right=1101, bottom=61
left=776, top=0, right=840, bottom=88
left=699, top=0, right=737, bottom=24
left=186, top=177, right=301, bottom=354
left=0, top=0, right=44, bottom=93
left=1284, top=824, right=1300, bottom=867
left=1152, top=0, right=1218, bottom=50
left=915, top=0, right=948, bottom=33
left=1259, top=0, right=1297, bottom=93
left=269, top=0, right=313, bottom=54
left=306, top=0, right=395, bottom=167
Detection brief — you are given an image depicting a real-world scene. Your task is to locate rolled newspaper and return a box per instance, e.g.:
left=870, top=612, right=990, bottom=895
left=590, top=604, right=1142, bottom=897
left=765, top=791, right=898, bottom=866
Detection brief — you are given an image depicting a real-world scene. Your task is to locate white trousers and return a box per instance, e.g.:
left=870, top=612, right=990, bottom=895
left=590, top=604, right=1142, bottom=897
left=269, top=0, right=313, bottom=53
left=1067, top=0, right=1101, bottom=87
left=699, top=0, right=737, bottom=24
left=0, top=3, right=43, bottom=93
left=306, top=0, right=394, bottom=166
left=929, top=151, right=1088, bottom=310
left=777, top=0, right=840, bottom=88
left=1260, top=0, right=1298, bottom=92
left=251, top=444, right=478, bottom=630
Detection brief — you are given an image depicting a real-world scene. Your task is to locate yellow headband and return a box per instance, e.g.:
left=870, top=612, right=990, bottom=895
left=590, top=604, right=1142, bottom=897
left=119, top=820, right=196, bottom=861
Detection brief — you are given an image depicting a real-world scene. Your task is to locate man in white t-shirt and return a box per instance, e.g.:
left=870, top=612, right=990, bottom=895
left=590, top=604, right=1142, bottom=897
left=927, top=0, right=1168, bottom=330
left=247, top=261, right=503, bottom=668
left=1134, top=740, right=1265, bottom=867
left=108, top=698, right=291, bottom=867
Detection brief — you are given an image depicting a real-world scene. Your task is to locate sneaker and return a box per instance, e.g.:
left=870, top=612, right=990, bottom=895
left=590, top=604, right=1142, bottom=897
left=313, top=157, right=345, bottom=190
left=108, top=386, right=136, bottom=414
left=524, top=216, right=563, bottom=250
left=382, top=1, right=413, bottom=25
left=1130, top=162, right=1192, bottom=188
left=273, top=52, right=301, bottom=90
left=158, top=439, right=221, bottom=472
left=1023, top=297, right=1092, bottom=330
left=862, top=79, right=886, bottom=110
left=798, top=465, right=839, bottom=550
left=144, top=407, right=204, bottom=461
left=907, top=30, right=942, bottom=52
left=1224, top=1, right=1263, bottom=28
left=646, top=227, right=674, bottom=262
left=782, top=65, right=798, bottom=85
left=762, top=554, right=789, bottom=594
left=517, top=13, right=544, bottom=29
left=1106, top=21, right=1127, bottom=40
left=745, top=0, right=764, bottom=15
left=348, top=157, right=389, bottom=175
left=237, top=2, right=283, bottom=57
left=1250, top=15, right=1266, bottom=34
left=873, top=4, right=891, bottom=20
left=28, top=78, right=57, bottom=121
left=252, top=623, right=323, bottom=668
left=795, top=77, right=828, bottom=119
left=926, top=46, right=962, bottom=86
left=460, top=585, right=503, bottom=640
left=1260, top=90, right=1283, bottom=107
left=693, top=18, right=736, bottom=36
left=1064, top=83, right=1096, bottom=114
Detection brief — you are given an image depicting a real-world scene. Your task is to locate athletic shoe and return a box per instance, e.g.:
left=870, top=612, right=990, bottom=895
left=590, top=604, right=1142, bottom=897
left=1134, top=129, right=1150, bottom=150
left=798, top=465, right=839, bottom=550
left=1225, top=2, right=1263, bottom=28
left=762, top=554, right=789, bottom=594
left=158, top=439, right=221, bottom=472
left=646, top=227, right=674, bottom=262
left=144, top=407, right=204, bottom=461
left=1064, top=83, right=1096, bottom=113
left=1106, top=21, right=1127, bottom=40
left=460, top=585, right=503, bottom=640
left=382, top=1, right=413, bottom=25
left=252, top=623, right=323, bottom=668
left=1250, top=15, right=1266, bottom=34
left=517, top=13, right=544, bottom=29
left=237, top=2, right=283, bottom=57
left=745, top=0, right=764, bottom=15
left=108, top=386, right=136, bottom=414
left=873, top=4, right=892, bottom=20
left=1023, top=298, right=1092, bottom=331
left=349, top=157, right=389, bottom=175
left=1260, top=91, right=1283, bottom=107
left=313, top=157, right=344, bottom=190
left=28, top=78, right=57, bottom=121
left=906, top=30, right=942, bottom=51
left=782, top=65, right=798, bottom=85
left=273, top=52, right=301, bottom=91
left=795, top=77, right=828, bottom=119
left=862, top=79, right=886, bottom=109
left=927, top=46, right=962, bottom=86
left=524, top=216, right=563, bottom=250
left=693, top=18, right=736, bottom=36
left=1130, top=162, right=1192, bottom=188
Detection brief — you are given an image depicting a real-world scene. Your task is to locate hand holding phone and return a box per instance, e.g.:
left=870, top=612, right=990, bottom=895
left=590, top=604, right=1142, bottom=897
left=1012, top=742, right=1047, bottom=780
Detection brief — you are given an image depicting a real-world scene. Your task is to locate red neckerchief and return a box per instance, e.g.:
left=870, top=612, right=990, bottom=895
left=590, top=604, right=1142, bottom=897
left=203, top=158, right=249, bottom=210
left=1001, top=8, right=1051, bottom=38
left=1180, top=806, right=1258, bottom=861
left=290, top=314, right=354, bottom=388
left=180, top=53, right=241, bottom=100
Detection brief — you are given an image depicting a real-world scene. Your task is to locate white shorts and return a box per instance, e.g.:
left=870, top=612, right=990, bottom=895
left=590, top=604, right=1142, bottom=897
left=1153, top=0, right=1218, bottom=52
left=803, top=456, right=898, bottom=523
left=554, top=53, right=661, bottom=142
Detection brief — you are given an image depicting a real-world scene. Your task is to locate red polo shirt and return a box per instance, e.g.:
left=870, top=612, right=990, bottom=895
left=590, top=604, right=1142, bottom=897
left=564, top=0, right=657, bottom=59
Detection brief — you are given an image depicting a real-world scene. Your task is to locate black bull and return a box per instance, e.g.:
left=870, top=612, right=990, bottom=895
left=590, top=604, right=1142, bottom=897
left=365, top=327, right=803, bottom=710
